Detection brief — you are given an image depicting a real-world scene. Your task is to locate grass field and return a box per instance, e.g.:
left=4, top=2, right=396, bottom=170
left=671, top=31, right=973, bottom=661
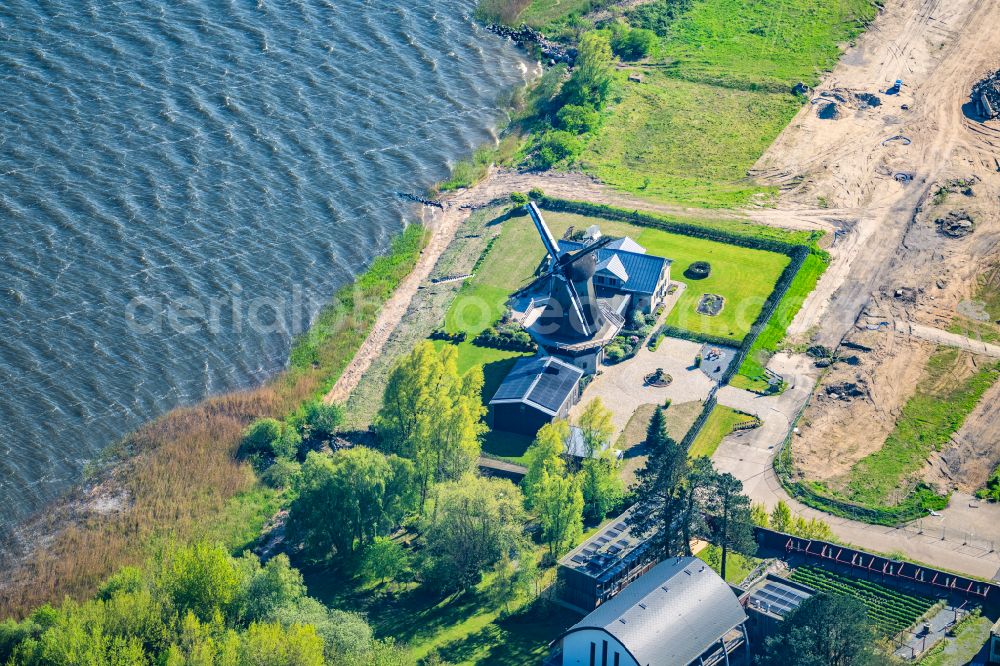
left=580, top=73, right=801, bottom=208
left=688, top=404, right=750, bottom=459
left=839, top=348, right=1000, bottom=507
left=511, top=0, right=878, bottom=207
left=659, top=0, right=879, bottom=90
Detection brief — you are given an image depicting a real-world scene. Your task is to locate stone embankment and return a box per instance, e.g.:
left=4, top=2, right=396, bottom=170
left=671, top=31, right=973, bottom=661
left=485, top=24, right=576, bottom=65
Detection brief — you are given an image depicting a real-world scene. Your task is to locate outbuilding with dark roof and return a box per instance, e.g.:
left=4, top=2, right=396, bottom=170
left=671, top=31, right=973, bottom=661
left=557, top=557, right=749, bottom=666
left=488, top=355, right=584, bottom=436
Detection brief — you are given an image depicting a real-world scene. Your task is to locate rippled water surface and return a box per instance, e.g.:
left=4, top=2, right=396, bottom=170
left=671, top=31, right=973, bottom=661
left=0, top=0, right=529, bottom=528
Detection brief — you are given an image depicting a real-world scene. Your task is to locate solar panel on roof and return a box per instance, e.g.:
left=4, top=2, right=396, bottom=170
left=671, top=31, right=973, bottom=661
left=571, top=555, right=586, bottom=564
left=528, top=360, right=582, bottom=413
left=606, top=530, right=620, bottom=538
left=490, top=356, right=545, bottom=402
left=614, top=522, right=626, bottom=530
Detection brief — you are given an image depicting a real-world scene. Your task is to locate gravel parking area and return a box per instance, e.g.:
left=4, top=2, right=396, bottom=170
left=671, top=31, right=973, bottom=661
left=572, top=336, right=716, bottom=438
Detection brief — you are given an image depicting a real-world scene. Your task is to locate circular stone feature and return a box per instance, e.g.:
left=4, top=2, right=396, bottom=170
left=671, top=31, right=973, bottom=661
left=696, top=293, right=724, bottom=316
left=644, top=368, right=673, bottom=387
left=685, top=261, right=712, bottom=280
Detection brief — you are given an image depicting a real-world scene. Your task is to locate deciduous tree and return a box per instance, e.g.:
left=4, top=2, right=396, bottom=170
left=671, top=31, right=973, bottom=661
left=421, top=476, right=526, bottom=594
left=536, top=470, right=584, bottom=560
left=361, top=537, right=410, bottom=588
left=522, top=420, right=569, bottom=509
left=561, top=32, right=615, bottom=110
left=580, top=449, right=624, bottom=521
left=286, top=448, right=418, bottom=561
left=576, top=398, right=614, bottom=457
left=761, top=593, right=878, bottom=666
left=376, top=342, right=487, bottom=508
left=770, top=500, right=792, bottom=533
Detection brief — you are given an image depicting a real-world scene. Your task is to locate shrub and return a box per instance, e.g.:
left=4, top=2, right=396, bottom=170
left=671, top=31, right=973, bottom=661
left=557, top=104, right=601, bottom=134
left=612, top=28, right=657, bottom=61
left=528, top=187, right=545, bottom=200
left=686, top=261, right=712, bottom=279
left=474, top=321, right=537, bottom=352
left=626, top=0, right=692, bottom=36
left=429, top=329, right=466, bottom=343
left=262, top=458, right=302, bottom=489
left=533, top=131, right=583, bottom=169
left=604, top=345, right=625, bottom=363
left=240, top=418, right=301, bottom=460
left=510, top=191, right=529, bottom=206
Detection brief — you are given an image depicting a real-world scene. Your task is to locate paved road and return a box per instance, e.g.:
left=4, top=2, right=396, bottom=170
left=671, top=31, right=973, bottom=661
left=712, top=353, right=1000, bottom=581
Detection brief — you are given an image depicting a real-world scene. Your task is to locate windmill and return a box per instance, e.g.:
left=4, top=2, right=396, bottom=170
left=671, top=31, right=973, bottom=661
left=522, top=203, right=615, bottom=341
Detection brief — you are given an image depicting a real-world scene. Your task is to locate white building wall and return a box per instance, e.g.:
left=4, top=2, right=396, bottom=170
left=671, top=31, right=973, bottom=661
left=562, top=629, right=639, bottom=666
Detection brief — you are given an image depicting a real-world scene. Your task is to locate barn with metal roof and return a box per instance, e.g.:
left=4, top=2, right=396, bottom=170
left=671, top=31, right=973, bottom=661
left=488, top=355, right=584, bottom=436
left=557, top=557, right=749, bottom=666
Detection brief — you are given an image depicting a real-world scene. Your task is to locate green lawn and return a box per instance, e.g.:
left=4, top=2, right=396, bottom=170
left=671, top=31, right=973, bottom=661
left=696, top=544, right=761, bottom=585
left=838, top=348, right=1000, bottom=507
left=688, top=404, right=750, bottom=459
left=442, top=209, right=788, bottom=366
left=660, top=0, right=878, bottom=91
left=540, top=211, right=790, bottom=342
left=580, top=73, right=802, bottom=208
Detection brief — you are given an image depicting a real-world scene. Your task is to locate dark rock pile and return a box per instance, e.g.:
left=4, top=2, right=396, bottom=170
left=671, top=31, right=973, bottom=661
left=935, top=209, right=975, bottom=238
left=972, top=70, right=1000, bottom=119
left=817, top=102, right=840, bottom=120
left=825, top=381, right=866, bottom=400
left=486, top=24, right=576, bottom=65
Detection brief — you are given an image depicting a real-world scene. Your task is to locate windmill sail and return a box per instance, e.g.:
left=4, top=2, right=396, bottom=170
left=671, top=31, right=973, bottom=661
left=527, top=202, right=560, bottom=261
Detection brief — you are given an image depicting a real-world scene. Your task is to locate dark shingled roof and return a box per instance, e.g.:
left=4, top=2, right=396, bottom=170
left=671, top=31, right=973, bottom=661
left=489, top=355, right=583, bottom=416
left=558, top=240, right=668, bottom=296
left=560, top=557, right=748, bottom=666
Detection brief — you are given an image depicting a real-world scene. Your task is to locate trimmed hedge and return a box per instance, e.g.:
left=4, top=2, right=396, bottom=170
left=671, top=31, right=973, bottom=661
left=659, top=324, right=742, bottom=348
left=681, top=394, right=718, bottom=450
left=536, top=196, right=806, bottom=254
left=430, top=329, right=467, bottom=343
left=474, top=325, right=537, bottom=352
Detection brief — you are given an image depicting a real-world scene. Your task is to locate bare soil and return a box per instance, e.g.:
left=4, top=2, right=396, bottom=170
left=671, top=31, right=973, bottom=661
left=754, top=0, right=1000, bottom=489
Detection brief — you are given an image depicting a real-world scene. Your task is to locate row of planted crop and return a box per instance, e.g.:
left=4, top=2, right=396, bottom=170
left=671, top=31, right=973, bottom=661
left=790, top=568, right=929, bottom=612
left=793, top=567, right=934, bottom=610
left=789, top=574, right=930, bottom=631
left=790, top=568, right=934, bottom=631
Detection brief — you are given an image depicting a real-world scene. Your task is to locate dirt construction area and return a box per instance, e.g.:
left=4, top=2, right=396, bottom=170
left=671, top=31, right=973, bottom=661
left=742, top=0, right=1000, bottom=562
